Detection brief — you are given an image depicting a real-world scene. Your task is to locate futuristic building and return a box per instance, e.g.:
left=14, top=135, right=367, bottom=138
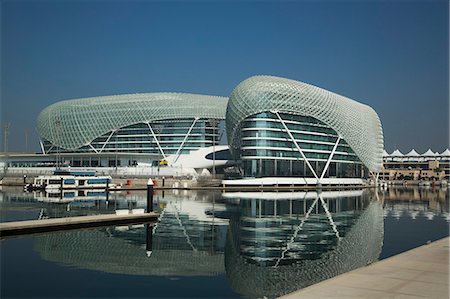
left=224, top=76, right=384, bottom=185
left=35, top=92, right=229, bottom=171
left=4, top=75, right=383, bottom=181
left=37, top=92, right=227, bottom=155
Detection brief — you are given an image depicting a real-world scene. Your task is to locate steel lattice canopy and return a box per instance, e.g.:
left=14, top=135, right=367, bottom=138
left=37, top=93, right=228, bottom=150
left=226, top=75, right=384, bottom=172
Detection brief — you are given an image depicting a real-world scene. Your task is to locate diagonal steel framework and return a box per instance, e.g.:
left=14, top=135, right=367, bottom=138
left=319, top=195, right=342, bottom=240
left=274, top=196, right=319, bottom=268
left=273, top=111, right=319, bottom=180
left=99, top=130, right=116, bottom=153
left=319, top=136, right=342, bottom=181
left=147, top=122, right=167, bottom=161
left=273, top=193, right=343, bottom=268
left=39, top=139, right=46, bottom=155
left=173, top=204, right=197, bottom=252
left=88, top=143, right=98, bottom=153
left=173, top=118, right=199, bottom=164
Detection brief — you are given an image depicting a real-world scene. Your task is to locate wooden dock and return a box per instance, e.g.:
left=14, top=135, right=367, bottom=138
left=279, top=237, right=449, bottom=299
left=0, top=212, right=159, bottom=238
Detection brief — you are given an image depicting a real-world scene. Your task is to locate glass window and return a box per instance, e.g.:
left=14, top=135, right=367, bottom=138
left=305, top=161, right=315, bottom=177
left=292, top=160, right=305, bottom=177
left=261, top=160, right=275, bottom=177
left=276, top=160, right=291, bottom=177
left=328, top=162, right=337, bottom=177
left=316, top=161, right=326, bottom=178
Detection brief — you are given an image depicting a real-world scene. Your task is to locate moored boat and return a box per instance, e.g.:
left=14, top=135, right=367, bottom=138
left=25, top=170, right=120, bottom=192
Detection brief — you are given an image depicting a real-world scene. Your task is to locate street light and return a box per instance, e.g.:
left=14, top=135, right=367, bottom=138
left=209, top=119, right=219, bottom=179
left=3, top=122, right=10, bottom=152
left=55, top=120, right=61, bottom=170
left=25, top=128, right=28, bottom=152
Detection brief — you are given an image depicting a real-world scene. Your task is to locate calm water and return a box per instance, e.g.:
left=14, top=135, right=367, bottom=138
left=1, top=186, right=448, bottom=298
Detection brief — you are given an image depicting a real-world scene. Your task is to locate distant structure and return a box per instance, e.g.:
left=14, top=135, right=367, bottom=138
left=380, top=149, right=450, bottom=181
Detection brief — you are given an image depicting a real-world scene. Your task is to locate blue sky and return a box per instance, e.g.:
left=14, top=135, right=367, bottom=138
left=1, top=0, right=448, bottom=153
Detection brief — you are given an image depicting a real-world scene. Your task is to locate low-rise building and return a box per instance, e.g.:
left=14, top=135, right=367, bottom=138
left=380, top=149, right=450, bottom=181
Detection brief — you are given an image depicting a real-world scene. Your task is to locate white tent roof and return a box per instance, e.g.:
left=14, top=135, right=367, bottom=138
left=440, top=149, right=450, bottom=156
left=390, top=149, right=403, bottom=156
left=383, top=150, right=390, bottom=157
left=422, top=149, right=436, bottom=156
left=405, top=149, right=420, bottom=157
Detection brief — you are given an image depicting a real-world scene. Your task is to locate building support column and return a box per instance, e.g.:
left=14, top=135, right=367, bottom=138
left=146, top=123, right=167, bottom=161
left=319, top=136, right=342, bottom=182
left=88, top=143, right=98, bottom=153
left=369, top=171, right=379, bottom=186
left=173, top=117, right=199, bottom=164
left=100, top=130, right=116, bottom=153
left=39, top=139, right=46, bottom=155
left=273, top=111, right=319, bottom=181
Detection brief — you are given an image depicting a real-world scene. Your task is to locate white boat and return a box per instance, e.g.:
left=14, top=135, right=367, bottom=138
left=32, top=189, right=117, bottom=203
left=26, top=170, right=120, bottom=192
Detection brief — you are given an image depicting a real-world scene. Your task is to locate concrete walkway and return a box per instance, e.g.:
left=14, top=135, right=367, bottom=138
left=279, top=237, right=449, bottom=299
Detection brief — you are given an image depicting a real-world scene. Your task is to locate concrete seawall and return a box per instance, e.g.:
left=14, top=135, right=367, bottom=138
left=1, top=175, right=376, bottom=191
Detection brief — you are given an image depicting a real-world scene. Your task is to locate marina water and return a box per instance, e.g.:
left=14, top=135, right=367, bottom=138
left=1, top=187, right=448, bottom=298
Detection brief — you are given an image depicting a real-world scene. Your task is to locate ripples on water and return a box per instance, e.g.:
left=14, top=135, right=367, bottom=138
left=0, top=187, right=448, bottom=298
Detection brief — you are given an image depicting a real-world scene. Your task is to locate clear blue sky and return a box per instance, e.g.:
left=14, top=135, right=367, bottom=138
left=1, top=0, right=448, bottom=153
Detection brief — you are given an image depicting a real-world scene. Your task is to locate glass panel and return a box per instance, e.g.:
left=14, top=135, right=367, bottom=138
left=261, top=160, right=275, bottom=177
left=328, top=162, right=337, bottom=177
left=276, top=160, right=291, bottom=177
left=292, top=160, right=305, bottom=177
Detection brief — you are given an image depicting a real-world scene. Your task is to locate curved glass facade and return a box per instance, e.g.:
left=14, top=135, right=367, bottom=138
left=241, top=112, right=368, bottom=178
left=43, top=118, right=220, bottom=155
left=226, top=75, right=384, bottom=173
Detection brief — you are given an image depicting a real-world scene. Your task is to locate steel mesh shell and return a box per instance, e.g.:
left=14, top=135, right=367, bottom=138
left=37, top=93, right=228, bottom=150
left=226, top=76, right=384, bottom=172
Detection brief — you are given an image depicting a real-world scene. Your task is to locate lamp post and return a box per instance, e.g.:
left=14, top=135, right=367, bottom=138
left=55, top=120, right=61, bottom=170
left=209, top=119, right=219, bottom=179
left=152, top=123, right=165, bottom=169
left=25, top=128, right=28, bottom=152
left=3, top=122, right=10, bottom=152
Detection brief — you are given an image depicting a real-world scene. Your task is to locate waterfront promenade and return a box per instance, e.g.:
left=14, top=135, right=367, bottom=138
left=280, top=237, right=449, bottom=299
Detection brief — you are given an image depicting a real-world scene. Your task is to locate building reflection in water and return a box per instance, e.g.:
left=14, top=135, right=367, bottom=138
left=380, top=186, right=449, bottom=221
left=34, top=191, right=229, bottom=277
left=30, top=189, right=383, bottom=298
left=223, top=189, right=384, bottom=298
left=19, top=187, right=447, bottom=298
